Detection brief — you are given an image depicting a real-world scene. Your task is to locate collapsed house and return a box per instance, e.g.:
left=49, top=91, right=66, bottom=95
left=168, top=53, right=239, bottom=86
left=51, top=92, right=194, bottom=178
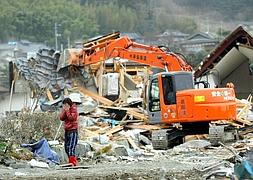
left=194, top=26, right=253, bottom=99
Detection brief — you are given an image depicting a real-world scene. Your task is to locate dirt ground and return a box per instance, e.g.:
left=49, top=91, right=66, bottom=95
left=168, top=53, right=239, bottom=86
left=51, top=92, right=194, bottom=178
left=0, top=158, right=203, bottom=180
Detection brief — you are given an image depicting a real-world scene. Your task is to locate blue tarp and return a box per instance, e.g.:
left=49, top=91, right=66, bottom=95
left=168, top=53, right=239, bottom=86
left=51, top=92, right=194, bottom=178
left=21, top=138, right=59, bottom=164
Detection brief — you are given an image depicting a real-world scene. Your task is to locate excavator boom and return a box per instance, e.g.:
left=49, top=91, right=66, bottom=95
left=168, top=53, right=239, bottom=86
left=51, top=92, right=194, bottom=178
left=58, top=32, right=192, bottom=72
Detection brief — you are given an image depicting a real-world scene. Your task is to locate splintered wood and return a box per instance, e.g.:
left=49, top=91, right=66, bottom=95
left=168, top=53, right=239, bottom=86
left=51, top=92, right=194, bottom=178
left=211, top=94, right=253, bottom=128
left=99, top=105, right=148, bottom=122
left=77, top=86, right=114, bottom=106
left=236, top=94, right=253, bottom=126
left=126, top=109, right=148, bottom=123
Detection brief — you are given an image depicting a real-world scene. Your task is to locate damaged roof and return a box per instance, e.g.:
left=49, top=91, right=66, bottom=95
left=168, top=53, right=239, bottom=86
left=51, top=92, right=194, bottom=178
left=180, top=32, right=218, bottom=45
left=16, top=49, right=65, bottom=93
left=194, top=26, right=253, bottom=78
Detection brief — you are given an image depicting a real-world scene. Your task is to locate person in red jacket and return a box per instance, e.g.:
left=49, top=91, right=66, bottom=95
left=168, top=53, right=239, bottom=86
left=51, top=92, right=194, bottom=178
left=59, top=97, right=78, bottom=166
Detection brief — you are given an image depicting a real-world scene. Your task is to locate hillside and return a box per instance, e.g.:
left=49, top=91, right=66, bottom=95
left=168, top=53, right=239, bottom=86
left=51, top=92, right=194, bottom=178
left=0, top=0, right=252, bottom=46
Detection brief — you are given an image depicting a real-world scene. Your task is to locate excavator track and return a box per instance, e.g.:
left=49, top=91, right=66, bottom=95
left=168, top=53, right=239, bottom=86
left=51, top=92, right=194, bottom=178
left=151, top=128, right=185, bottom=150
left=151, top=122, right=239, bottom=150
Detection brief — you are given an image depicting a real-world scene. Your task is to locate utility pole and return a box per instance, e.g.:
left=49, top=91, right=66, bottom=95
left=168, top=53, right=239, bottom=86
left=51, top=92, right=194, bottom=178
left=68, top=36, right=70, bottom=48
left=206, top=17, right=209, bottom=34
left=54, top=23, right=61, bottom=51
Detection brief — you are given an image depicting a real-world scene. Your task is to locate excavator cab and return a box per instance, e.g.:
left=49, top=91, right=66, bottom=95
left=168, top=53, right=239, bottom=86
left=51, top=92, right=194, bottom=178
left=147, top=71, right=236, bottom=125
left=148, top=71, right=194, bottom=124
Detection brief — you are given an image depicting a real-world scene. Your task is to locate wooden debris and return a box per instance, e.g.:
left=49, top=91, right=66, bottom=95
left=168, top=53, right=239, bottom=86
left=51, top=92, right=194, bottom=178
left=99, top=105, right=147, bottom=121
left=185, top=135, right=208, bottom=142
left=126, top=109, right=148, bottom=122
left=126, top=136, right=139, bottom=150
left=99, top=105, right=142, bottom=113
left=59, top=163, right=73, bottom=167
left=82, top=128, right=99, bottom=137
left=210, top=120, right=244, bottom=128
left=59, top=164, right=90, bottom=170
left=46, top=89, right=54, bottom=101
left=105, top=125, right=123, bottom=136
left=235, top=94, right=253, bottom=126
left=126, top=124, right=161, bottom=131
left=85, top=126, right=101, bottom=131
left=238, top=125, right=253, bottom=136
left=77, top=86, right=114, bottom=106
left=228, top=121, right=244, bottom=128
left=94, top=126, right=111, bottom=134
left=235, top=118, right=252, bottom=126
left=237, top=94, right=252, bottom=119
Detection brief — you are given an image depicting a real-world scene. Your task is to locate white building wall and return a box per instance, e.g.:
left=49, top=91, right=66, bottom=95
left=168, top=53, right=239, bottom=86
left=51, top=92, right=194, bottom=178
left=222, top=61, right=253, bottom=99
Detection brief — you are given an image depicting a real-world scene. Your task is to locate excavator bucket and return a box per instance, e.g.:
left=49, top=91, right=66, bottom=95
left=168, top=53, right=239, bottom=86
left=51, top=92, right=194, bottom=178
left=57, top=31, right=121, bottom=71
left=57, top=48, right=82, bottom=72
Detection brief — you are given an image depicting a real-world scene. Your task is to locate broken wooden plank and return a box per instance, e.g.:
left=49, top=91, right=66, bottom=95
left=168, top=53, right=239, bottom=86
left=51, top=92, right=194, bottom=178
left=237, top=94, right=252, bottom=120
left=99, top=105, right=148, bottom=122
left=126, top=109, right=148, bottom=122
left=85, top=126, right=101, bottom=131
left=126, top=136, right=139, bottom=150
left=99, top=105, right=141, bottom=112
left=239, top=125, right=253, bottom=136
left=59, top=165, right=90, bottom=170
left=82, top=128, right=100, bottom=137
left=59, top=163, right=73, bottom=168
left=185, top=134, right=208, bottom=142
left=97, top=62, right=104, bottom=96
left=46, top=89, right=54, bottom=101
left=235, top=118, right=253, bottom=126
left=228, top=121, right=244, bottom=128
left=119, top=68, right=127, bottom=102
left=78, top=86, right=113, bottom=106
left=210, top=120, right=244, bottom=128
left=126, top=124, right=161, bottom=131
left=105, top=125, right=123, bottom=136
left=94, top=126, right=111, bottom=134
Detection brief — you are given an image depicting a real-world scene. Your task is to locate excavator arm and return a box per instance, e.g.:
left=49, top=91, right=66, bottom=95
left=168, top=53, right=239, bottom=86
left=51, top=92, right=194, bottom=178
left=82, top=36, right=192, bottom=71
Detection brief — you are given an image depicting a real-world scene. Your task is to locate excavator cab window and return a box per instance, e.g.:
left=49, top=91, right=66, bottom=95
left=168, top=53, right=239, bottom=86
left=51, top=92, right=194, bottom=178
left=149, top=78, right=160, bottom=112
left=174, top=73, right=194, bottom=91
left=162, top=76, right=176, bottom=105
left=161, top=72, right=194, bottom=105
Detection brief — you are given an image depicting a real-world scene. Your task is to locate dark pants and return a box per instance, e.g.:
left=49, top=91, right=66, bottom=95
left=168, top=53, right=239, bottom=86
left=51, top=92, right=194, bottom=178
left=64, top=130, right=78, bottom=157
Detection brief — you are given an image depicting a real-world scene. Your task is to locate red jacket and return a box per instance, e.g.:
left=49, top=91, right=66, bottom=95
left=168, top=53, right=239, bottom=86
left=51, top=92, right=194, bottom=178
left=59, top=104, right=78, bottom=131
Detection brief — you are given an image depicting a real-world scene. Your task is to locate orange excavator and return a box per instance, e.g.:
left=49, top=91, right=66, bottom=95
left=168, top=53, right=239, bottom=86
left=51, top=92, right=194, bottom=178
left=58, top=32, right=237, bottom=149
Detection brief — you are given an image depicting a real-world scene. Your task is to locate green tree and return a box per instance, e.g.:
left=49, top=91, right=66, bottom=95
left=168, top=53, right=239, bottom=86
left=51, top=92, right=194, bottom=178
left=93, top=2, right=138, bottom=34
left=0, top=0, right=98, bottom=47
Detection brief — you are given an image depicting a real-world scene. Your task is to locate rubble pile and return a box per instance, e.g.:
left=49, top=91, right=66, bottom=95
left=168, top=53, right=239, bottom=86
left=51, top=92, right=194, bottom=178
left=1, top=108, right=253, bottom=179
